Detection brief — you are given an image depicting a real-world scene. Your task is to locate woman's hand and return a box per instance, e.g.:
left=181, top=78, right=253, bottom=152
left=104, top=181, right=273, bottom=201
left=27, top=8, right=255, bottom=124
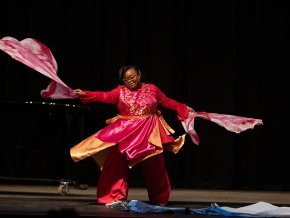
left=73, top=89, right=86, bottom=97
left=187, top=106, right=195, bottom=113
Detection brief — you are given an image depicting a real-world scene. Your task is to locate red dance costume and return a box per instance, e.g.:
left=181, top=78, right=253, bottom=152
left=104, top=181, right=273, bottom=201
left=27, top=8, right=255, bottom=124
left=70, top=83, right=189, bottom=205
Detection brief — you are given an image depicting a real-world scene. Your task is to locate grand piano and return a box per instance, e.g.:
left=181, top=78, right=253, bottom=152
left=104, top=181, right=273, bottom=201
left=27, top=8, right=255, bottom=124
left=0, top=100, right=102, bottom=186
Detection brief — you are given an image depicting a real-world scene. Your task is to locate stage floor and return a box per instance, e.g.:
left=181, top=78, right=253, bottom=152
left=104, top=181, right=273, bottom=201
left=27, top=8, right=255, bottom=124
left=1, top=184, right=290, bottom=217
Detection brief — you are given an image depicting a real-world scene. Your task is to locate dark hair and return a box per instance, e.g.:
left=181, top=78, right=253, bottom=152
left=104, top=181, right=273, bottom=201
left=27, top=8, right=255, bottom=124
left=118, top=65, right=142, bottom=83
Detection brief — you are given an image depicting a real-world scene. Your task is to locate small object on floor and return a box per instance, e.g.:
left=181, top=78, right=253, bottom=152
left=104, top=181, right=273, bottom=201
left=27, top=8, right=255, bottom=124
left=58, top=179, right=88, bottom=195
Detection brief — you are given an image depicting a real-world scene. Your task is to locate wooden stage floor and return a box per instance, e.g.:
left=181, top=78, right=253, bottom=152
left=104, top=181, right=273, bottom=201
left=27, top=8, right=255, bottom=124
left=1, top=183, right=290, bottom=217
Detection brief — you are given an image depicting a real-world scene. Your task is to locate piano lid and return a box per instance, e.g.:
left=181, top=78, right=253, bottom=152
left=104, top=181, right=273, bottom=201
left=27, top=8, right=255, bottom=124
left=0, top=100, right=90, bottom=113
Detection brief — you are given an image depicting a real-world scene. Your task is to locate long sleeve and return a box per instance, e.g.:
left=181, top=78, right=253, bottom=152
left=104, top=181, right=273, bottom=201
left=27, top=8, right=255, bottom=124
left=79, top=87, right=120, bottom=104
left=152, top=84, right=189, bottom=120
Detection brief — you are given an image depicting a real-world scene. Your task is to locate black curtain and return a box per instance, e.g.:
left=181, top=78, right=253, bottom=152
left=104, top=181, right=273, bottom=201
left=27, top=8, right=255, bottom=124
left=0, top=0, right=289, bottom=190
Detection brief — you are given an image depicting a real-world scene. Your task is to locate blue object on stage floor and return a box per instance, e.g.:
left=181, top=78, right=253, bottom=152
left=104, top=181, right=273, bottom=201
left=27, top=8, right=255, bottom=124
left=127, top=200, right=190, bottom=214
left=126, top=200, right=290, bottom=217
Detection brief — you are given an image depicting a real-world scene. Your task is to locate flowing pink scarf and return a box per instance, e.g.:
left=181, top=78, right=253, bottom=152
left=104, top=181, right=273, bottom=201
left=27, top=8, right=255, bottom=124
left=0, top=36, right=76, bottom=99
left=0, top=36, right=263, bottom=143
left=182, top=112, right=263, bottom=145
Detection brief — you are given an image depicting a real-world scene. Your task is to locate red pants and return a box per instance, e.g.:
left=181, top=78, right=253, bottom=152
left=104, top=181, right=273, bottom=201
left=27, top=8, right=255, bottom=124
left=97, top=146, right=171, bottom=205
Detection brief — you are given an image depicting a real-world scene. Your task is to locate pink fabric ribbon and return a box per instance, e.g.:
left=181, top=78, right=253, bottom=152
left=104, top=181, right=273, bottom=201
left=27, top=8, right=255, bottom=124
left=0, top=36, right=77, bottom=99
left=181, top=112, right=263, bottom=145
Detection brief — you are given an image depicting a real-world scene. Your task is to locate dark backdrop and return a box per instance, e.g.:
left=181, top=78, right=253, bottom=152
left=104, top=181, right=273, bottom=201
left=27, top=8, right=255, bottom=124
left=0, top=0, right=289, bottom=190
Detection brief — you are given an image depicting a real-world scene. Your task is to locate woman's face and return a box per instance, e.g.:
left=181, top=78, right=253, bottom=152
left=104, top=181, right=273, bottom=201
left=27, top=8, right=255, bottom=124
left=123, top=68, right=141, bottom=90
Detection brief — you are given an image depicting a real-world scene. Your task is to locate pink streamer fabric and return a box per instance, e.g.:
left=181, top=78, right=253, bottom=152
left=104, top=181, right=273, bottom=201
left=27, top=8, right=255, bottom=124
left=182, top=112, right=263, bottom=145
left=0, top=36, right=76, bottom=99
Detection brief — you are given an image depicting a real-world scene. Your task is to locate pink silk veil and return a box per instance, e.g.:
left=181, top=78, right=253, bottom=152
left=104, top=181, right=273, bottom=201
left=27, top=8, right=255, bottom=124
left=0, top=36, right=76, bottom=99
left=182, top=112, right=263, bottom=145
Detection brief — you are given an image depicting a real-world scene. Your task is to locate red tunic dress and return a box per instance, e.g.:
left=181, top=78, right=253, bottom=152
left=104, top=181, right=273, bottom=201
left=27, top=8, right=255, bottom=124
left=70, top=83, right=189, bottom=168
